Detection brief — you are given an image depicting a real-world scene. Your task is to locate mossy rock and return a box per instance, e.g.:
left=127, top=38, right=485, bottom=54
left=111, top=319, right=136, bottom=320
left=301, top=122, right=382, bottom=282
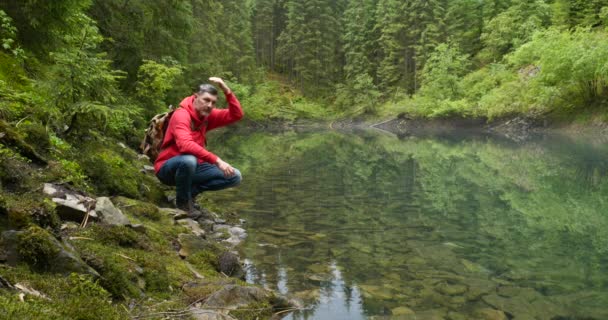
left=6, top=196, right=60, bottom=233
left=0, top=144, right=35, bottom=192
left=112, top=196, right=162, bottom=221
left=16, top=121, right=51, bottom=156
left=0, top=121, right=47, bottom=165
left=15, top=226, right=60, bottom=269
left=79, top=249, right=142, bottom=299
left=74, top=138, right=165, bottom=204
left=2, top=226, right=98, bottom=276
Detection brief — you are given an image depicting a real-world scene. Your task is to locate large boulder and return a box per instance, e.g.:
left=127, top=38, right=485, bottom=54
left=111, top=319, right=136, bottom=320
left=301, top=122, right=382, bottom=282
left=1, top=229, right=99, bottom=277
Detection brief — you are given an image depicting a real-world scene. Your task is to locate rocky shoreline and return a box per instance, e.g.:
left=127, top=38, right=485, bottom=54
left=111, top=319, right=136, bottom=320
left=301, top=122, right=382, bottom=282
left=0, top=181, right=297, bottom=319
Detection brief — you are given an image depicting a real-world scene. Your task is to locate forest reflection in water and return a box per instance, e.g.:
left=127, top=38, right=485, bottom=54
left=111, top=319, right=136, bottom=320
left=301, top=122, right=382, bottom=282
left=206, top=129, right=608, bottom=320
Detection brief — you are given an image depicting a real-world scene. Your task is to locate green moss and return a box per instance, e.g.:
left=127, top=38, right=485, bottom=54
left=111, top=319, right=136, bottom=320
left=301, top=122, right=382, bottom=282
left=7, top=206, right=32, bottom=229
left=79, top=248, right=141, bottom=299
left=0, top=266, right=129, bottom=319
left=188, top=251, right=219, bottom=273
left=17, top=121, right=51, bottom=156
left=181, top=281, right=226, bottom=304
left=229, top=301, right=274, bottom=320
left=89, top=224, right=150, bottom=250
left=70, top=135, right=166, bottom=203
left=138, top=256, right=170, bottom=293
left=6, top=196, right=61, bottom=233
left=113, top=196, right=162, bottom=221
left=16, top=225, right=60, bottom=269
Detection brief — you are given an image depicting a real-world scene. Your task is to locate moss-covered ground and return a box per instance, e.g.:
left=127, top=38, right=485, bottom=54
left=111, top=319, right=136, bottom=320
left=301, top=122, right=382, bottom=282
left=0, top=123, right=268, bottom=319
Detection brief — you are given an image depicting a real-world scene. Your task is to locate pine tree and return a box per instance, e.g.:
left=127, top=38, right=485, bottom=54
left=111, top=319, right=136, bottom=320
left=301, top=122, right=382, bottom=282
left=337, top=0, right=380, bottom=113
left=570, top=0, right=608, bottom=27
left=218, top=0, right=256, bottom=81
left=277, top=0, right=343, bottom=94
left=409, top=0, right=448, bottom=85
left=342, top=0, right=377, bottom=80
left=445, top=0, right=484, bottom=57
left=0, top=0, right=92, bottom=56
left=375, top=0, right=409, bottom=91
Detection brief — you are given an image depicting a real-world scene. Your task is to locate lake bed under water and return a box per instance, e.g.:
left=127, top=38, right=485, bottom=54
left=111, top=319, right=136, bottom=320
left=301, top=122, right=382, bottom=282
left=206, top=129, right=608, bottom=320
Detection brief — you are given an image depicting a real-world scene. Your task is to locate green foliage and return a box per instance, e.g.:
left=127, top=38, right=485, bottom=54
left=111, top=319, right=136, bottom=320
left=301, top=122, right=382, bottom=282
left=509, top=27, right=608, bottom=106
left=242, top=79, right=330, bottom=121
left=0, top=9, right=24, bottom=58
left=335, top=73, right=381, bottom=115
left=418, top=43, right=470, bottom=101
left=478, top=0, right=551, bottom=63
left=135, top=59, right=183, bottom=119
left=16, top=225, right=60, bottom=269
left=42, top=11, right=129, bottom=135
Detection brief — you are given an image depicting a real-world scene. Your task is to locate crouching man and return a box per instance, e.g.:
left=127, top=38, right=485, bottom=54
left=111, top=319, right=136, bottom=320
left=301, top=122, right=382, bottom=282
left=155, top=77, right=243, bottom=217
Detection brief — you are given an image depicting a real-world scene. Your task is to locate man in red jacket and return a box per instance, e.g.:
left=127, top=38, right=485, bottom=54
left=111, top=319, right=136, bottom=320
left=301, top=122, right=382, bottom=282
left=155, top=77, right=243, bottom=216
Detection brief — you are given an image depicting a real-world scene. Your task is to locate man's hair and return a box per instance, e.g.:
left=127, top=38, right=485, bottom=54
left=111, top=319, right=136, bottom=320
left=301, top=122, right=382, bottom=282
left=196, top=84, right=218, bottom=96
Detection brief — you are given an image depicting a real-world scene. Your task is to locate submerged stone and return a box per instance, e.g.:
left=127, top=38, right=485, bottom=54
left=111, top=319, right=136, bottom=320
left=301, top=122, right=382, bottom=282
left=473, top=308, right=508, bottom=320
left=437, top=283, right=468, bottom=296
left=392, top=306, right=415, bottom=316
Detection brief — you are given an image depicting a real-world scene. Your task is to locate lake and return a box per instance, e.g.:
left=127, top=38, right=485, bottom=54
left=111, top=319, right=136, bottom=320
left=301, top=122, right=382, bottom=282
left=206, top=128, right=608, bottom=320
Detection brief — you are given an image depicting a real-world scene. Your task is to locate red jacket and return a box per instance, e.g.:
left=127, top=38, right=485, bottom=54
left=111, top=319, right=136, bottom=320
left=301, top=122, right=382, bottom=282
left=154, top=92, right=243, bottom=173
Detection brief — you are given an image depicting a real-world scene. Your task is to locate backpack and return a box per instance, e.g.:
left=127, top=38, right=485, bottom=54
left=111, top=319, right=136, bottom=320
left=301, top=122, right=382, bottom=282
left=140, top=105, right=176, bottom=162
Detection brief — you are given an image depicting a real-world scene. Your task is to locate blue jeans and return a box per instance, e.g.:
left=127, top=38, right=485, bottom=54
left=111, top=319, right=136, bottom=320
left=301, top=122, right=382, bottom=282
left=156, top=155, right=242, bottom=205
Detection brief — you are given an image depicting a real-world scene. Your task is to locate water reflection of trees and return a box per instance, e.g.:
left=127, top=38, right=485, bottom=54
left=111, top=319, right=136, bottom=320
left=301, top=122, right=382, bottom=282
left=208, top=130, right=608, bottom=318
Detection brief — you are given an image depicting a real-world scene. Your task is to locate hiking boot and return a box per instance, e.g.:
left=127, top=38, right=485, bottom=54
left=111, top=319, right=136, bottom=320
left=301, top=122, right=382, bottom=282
left=175, top=200, right=203, bottom=220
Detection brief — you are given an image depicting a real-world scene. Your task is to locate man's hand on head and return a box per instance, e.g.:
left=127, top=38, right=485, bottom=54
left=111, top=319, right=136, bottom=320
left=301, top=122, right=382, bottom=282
left=209, top=77, right=231, bottom=94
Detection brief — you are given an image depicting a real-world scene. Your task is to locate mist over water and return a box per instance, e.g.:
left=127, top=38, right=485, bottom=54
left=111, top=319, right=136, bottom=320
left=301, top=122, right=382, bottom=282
left=207, top=129, right=608, bottom=319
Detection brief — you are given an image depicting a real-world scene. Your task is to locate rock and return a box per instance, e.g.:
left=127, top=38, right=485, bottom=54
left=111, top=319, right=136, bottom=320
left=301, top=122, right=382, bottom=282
left=189, top=308, right=236, bottom=320
left=15, top=283, right=50, bottom=300
left=160, top=207, right=183, bottom=218
left=52, top=197, right=91, bottom=222
left=178, top=233, right=212, bottom=258
left=218, top=252, right=244, bottom=279
left=43, top=183, right=63, bottom=198
left=1, top=230, right=99, bottom=277
left=213, top=224, right=230, bottom=232
left=436, top=283, right=467, bottom=296
left=95, top=197, right=131, bottom=226
left=482, top=291, right=565, bottom=320
left=128, top=224, right=146, bottom=233
left=143, top=165, right=155, bottom=173
left=0, top=275, right=14, bottom=290
left=198, top=219, right=215, bottom=231
left=177, top=219, right=205, bottom=237
left=203, top=284, right=272, bottom=310
left=392, top=306, right=415, bottom=316
left=228, top=227, right=246, bottom=239
left=464, top=278, right=496, bottom=300
left=415, top=309, right=447, bottom=320
left=447, top=311, right=467, bottom=320
left=214, top=218, right=226, bottom=224
left=473, top=308, right=508, bottom=320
